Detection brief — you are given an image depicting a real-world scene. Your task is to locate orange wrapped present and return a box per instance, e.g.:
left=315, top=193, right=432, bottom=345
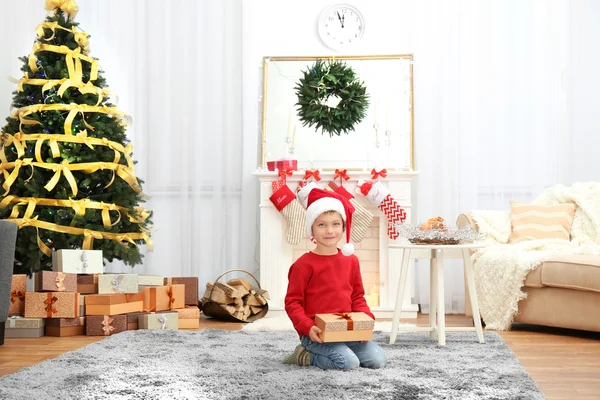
left=85, top=294, right=143, bottom=315
left=8, top=274, right=27, bottom=316
left=315, top=312, right=375, bottom=343
left=142, top=284, right=185, bottom=312
left=24, top=292, right=80, bottom=319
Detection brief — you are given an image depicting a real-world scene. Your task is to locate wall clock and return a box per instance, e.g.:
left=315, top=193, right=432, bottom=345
left=317, top=4, right=365, bottom=51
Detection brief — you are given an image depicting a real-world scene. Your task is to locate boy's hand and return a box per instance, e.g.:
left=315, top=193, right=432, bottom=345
left=309, top=325, right=323, bottom=343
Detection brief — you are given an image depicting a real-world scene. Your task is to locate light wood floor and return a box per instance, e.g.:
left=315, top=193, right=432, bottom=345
left=1, top=314, right=599, bottom=400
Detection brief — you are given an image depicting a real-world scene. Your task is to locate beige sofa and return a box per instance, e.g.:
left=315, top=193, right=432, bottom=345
left=457, top=213, right=600, bottom=332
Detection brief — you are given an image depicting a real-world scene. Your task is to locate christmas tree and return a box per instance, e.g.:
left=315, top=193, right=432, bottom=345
left=0, top=0, right=152, bottom=275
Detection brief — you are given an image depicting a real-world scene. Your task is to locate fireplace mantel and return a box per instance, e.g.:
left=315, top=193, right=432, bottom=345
left=254, top=170, right=419, bottom=318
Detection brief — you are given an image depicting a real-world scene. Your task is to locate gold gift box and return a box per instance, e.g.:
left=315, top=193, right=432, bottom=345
left=138, top=312, right=179, bottom=330
left=142, top=285, right=185, bottom=312
left=24, top=292, right=80, bottom=319
left=8, top=274, right=27, bottom=316
left=6, top=317, right=45, bottom=329
left=98, top=274, right=139, bottom=294
left=35, top=271, right=77, bottom=292
left=315, top=312, right=375, bottom=343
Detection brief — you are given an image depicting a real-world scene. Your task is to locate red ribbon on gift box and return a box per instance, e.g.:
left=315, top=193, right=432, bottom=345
left=334, top=312, right=354, bottom=330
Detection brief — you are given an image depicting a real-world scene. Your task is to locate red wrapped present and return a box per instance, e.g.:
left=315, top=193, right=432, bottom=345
left=267, top=159, right=297, bottom=172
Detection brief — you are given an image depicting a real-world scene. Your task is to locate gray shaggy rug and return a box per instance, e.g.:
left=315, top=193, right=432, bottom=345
left=0, top=329, right=545, bottom=400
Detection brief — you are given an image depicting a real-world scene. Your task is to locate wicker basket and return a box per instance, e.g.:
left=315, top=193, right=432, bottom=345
left=202, top=269, right=269, bottom=323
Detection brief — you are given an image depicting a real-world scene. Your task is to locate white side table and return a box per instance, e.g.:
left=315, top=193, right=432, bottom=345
left=388, top=242, right=486, bottom=346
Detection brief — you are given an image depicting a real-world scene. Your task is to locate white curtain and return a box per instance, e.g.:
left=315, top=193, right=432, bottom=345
left=0, top=0, right=250, bottom=288
left=411, top=0, right=600, bottom=313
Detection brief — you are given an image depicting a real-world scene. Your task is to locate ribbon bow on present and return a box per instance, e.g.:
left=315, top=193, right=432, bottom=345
left=55, top=272, right=66, bottom=291
left=10, top=290, right=25, bottom=303
left=371, top=168, right=387, bottom=180
left=333, top=312, right=354, bottom=330
left=167, top=287, right=176, bottom=309
left=158, top=315, right=169, bottom=330
left=303, top=169, right=321, bottom=182
left=334, top=169, right=349, bottom=185
left=101, top=315, right=115, bottom=336
left=44, top=295, right=59, bottom=317
left=111, top=275, right=124, bottom=293
left=79, top=250, right=89, bottom=271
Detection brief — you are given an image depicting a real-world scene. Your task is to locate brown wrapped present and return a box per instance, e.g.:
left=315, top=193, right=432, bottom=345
left=142, top=284, right=185, bottom=312
left=165, top=277, right=199, bottom=306
left=125, top=311, right=149, bottom=330
left=138, top=311, right=179, bottom=330
left=174, top=306, right=200, bottom=329
left=46, top=325, right=85, bottom=337
left=77, top=274, right=99, bottom=284
left=8, top=274, right=27, bottom=316
left=24, top=292, right=80, bottom=319
left=86, top=315, right=127, bottom=336
left=46, top=317, right=85, bottom=327
left=35, top=271, right=77, bottom=292
left=315, top=312, right=374, bottom=343
left=45, top=316, right=85, bottom=336
left=85, top=294, right=143, bottom=315
left=98, top=274, right=139, bottom=294
left=5, top=317, right=45, bottom=338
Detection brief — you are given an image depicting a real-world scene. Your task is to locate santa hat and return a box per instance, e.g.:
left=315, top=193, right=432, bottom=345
left=305, top=188, right=356, bottom=256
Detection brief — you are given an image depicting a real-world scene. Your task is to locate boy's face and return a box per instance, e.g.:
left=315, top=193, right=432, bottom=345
left=311, top=211, right=344, bottom=248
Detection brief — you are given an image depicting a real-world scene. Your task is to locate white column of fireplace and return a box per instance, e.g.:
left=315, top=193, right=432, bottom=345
left=254, top=170, right=419, bottom=319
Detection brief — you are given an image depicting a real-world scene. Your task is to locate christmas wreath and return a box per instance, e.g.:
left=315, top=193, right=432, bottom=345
left=294, top=59, right=369, bottom=137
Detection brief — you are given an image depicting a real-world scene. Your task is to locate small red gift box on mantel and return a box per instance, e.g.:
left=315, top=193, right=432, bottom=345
left=267, top=159, right=298, bottom=172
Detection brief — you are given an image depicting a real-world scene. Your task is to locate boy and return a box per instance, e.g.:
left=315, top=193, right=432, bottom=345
left=283, top=188, right=387, bottom=370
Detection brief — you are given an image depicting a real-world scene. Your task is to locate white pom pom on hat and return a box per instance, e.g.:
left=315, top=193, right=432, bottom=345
left=305, top=188, right=356, bottom=256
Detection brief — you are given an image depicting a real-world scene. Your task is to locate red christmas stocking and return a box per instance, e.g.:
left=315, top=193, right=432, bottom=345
left=269, top=180, right=306, bottom=245
left=326, top=181, right=373, bottom=243
left=357, top=180, right=407, bottom=240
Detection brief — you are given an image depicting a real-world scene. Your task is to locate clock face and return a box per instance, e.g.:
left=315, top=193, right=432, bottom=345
left=318, top=5, right=365, bottom=51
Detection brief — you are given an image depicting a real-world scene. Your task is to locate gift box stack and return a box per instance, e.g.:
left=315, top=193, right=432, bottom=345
left=4, top=251, right=201, bottom=338
left=5, top=249, right=103, bottom=339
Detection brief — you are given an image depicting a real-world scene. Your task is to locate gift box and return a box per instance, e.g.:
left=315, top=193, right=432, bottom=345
left=315, top=312, right=374, bottom=343
left=142, top=284, right=185, bottom=312
left=8, top=274, right=27, bottom=316
left=24, top=292, right=80, bottom=319
left=46, top=325, right=85, bottom=337
left=5, top=317, right=45, bottom=338
left=52, top=249, right=103, bottom=274
left=86, top=314, right=127, bottom=336
left=125, top=311, right=149, bottom=330
left=85, top=294, right=144, bottom=315
left=164, top=277, right=198, bottom=306
left=138, top=311, right=179, bottom=330
left=138, top=275, right=165, bottom=286
left=79, top=294, right=87, bottom=316
left=45, top=317, right=86, bottom=337
left=77, top=274, right=99, bottom=294
left=173, top=306, right=200, bottom=329
left=266, top=158, right=298, bottom=172
left=35, top=271, right=77, bottom=292
left=98, top=274, right=139, bottom=294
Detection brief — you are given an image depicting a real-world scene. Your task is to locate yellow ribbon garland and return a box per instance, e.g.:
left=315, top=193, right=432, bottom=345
left=0, top=196, right=150, bottom=228
left=13, top=103, right=127, bottom=136
left=36, top=21, right=89, bottom=51
left=6, top=216, right=154, bottom=255
left=44, top=159, right=78, bottom=195
left=28, top=43, right=98, bottom=81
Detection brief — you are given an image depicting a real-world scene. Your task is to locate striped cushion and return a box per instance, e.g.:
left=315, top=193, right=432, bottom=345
left=508, top=201, right=577, bottom=243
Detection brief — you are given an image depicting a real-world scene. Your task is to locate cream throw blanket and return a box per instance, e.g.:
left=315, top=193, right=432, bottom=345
left=470, top=182, right=600, bottom=330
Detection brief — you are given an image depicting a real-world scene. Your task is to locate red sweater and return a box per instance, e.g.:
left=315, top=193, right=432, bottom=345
left=284, top=249, right=375, bottom=338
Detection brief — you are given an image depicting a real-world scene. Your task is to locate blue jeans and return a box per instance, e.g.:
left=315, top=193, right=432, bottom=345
left=300, top=336, right=387, bottom=370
